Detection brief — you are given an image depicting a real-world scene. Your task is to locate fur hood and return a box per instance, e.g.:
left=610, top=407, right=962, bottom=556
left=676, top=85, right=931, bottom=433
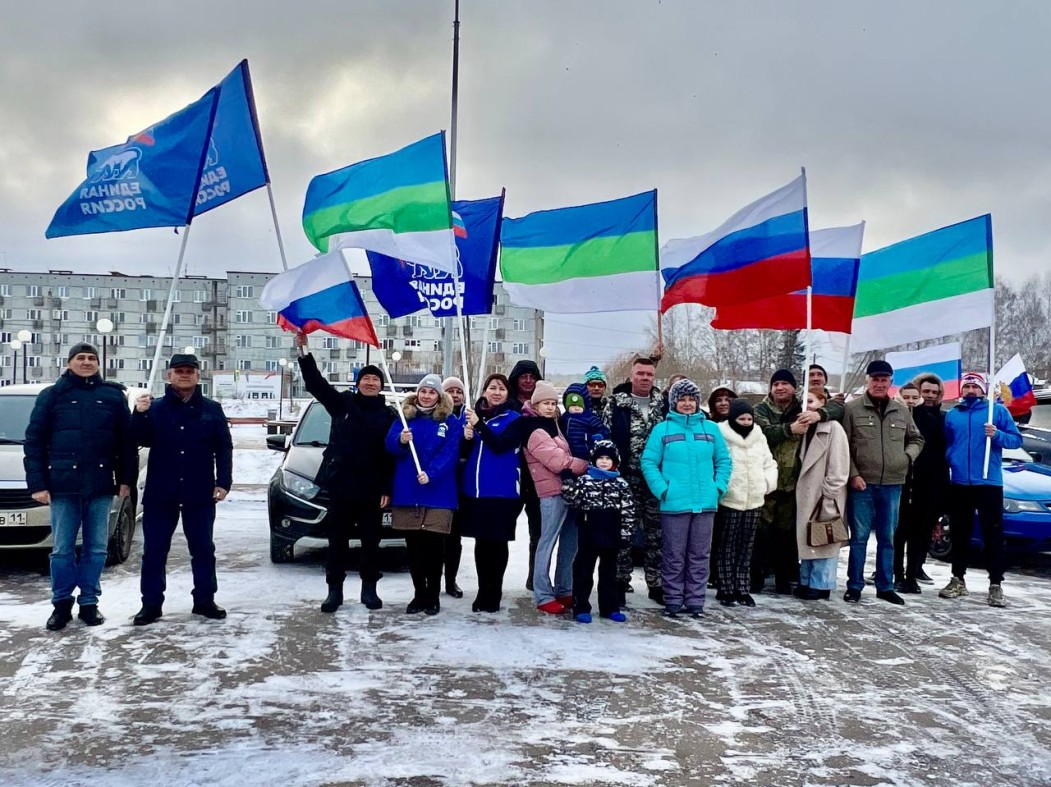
left=401, top=392, right=454, bottom=421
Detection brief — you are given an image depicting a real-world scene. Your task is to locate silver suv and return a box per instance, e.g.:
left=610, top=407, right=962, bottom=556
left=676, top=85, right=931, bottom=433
left=0, top=383, right=148, bottom=565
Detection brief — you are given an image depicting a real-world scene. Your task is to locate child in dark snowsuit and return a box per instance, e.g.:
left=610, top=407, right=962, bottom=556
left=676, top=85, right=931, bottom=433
left=558, top=383, right=610, bottom=476
left=561, top=440, right=637, bottom=623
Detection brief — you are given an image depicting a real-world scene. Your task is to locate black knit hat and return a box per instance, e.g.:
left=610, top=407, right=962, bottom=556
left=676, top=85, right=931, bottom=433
left=67, top=342, right=99, bottom=362
left=590, top=439, right=621, bottom=468
left=729, top=398, right=754, bottom=421
left=769, top=369, right=797, bottom=388
left=356, top=364, right=384, bottom=383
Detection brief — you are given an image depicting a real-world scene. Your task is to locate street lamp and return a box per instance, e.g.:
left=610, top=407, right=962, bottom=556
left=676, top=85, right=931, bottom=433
left=96, top=318, right=114, bottom=380
left=8, top=339, right=21, bottom=385
left=183, top=346, right=196, bottom=355
left=390, top=351, right=401, bottom=384
left=16, top=329, right=31, bottom=384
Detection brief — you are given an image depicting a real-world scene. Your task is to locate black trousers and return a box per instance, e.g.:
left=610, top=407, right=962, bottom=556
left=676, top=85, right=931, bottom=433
left=708, top=511, right=725, bottom=587
left=444, top=510, right=463, bottom=585
left=894, top=483, right=941, bottom=580
left=325, top=498, right=383, bottom=585
left=474, top=538, right=510, bottom=609
left=521, top=487, right=542, bottom=582
left=141, top=501, right=217, bottom=606
left=405, top=530, right=446, bottom=605
left=948, top=484, right=1005, bottom=585
left=572, top=540, right=620, bottom=616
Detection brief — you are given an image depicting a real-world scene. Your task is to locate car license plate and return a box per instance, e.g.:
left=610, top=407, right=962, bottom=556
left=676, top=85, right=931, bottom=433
left=0, top=511, right=28, bottom=526
left=382, top=511, right=392, bottom=528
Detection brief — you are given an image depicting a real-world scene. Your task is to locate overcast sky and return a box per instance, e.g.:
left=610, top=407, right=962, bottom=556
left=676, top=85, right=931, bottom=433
left=2, top=2, right=1048, bottom=373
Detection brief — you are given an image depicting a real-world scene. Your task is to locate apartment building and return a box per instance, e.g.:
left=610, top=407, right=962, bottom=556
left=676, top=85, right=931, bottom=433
left=0, top=269, right=542, bottom=397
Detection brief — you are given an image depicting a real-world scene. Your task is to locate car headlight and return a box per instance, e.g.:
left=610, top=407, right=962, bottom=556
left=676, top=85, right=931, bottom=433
left=281, top=469, right=320, bottom=501
left=1003, top=498, right=1046, bottom=514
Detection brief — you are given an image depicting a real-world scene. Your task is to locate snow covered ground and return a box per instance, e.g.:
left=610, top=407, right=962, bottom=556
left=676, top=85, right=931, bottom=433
left=1, top=441, right=1049, bottom=786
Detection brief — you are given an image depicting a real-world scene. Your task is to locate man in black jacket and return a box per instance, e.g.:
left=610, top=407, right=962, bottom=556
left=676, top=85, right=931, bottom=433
left=131, top=354, right=233, bottom=625
left=296, top=332, right=397, bottom=612
left=507, top=359, right=543, bottom=589
left=24, top=342, right=136, bottom=631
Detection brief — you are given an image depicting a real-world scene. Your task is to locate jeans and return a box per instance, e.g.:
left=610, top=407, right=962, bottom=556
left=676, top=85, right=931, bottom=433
left=532, top=496, right=578, bottom=605
left=800, top=557, right=839, bottom=590
left=847, top=484, right=902, bottom=592
left=141, top=502, right=217, bottom=606
left=49, top=495, right=112, bottom=606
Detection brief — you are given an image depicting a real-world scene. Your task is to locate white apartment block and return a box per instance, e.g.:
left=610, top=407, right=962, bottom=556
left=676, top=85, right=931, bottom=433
left=0, top=269, right=542, bottom=398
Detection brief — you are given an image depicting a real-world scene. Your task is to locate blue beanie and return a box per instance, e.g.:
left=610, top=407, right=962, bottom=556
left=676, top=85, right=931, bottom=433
left=584, top=366, right=607, bottom=384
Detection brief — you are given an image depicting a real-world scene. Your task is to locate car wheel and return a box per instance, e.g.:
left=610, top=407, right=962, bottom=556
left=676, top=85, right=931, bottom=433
left=270, top=531, right=296, bottom=563
left=106, top=499, right=136, bottom=566
left=928, top=515, right=952, bottom=562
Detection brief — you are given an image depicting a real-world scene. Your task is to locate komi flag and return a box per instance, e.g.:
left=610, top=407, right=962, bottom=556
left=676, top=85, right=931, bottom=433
left=886, top=342, right=962, bottom=401
left=994, top=354, right=1037, bottom=418
left=87, top=60, right=269, bottom=217
left=367, top=194, right=504, bottom=318
left=660, top=175, right=811, bottom=311
left=302, top=132, right=457, bottom=274
left=851, top=215, right=994, bottom=353
left=46, top=88, right=219, bottom=238
left=711, top=223, right=863, bottom=332
left=500, top=190, right=659, bottom=313
left=259, top=252, right=379, bottom=346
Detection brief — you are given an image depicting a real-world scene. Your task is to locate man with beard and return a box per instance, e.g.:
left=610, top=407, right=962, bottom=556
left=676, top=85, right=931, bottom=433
left=602, top=355, right=665, bottom=603
left=894, top=374, right=948, bottom=593
left=753, top=369, right=841, bottom=594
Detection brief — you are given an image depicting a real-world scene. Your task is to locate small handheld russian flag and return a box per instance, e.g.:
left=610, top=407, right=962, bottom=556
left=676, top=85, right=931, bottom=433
left=259, top=252, right=379, bottom=346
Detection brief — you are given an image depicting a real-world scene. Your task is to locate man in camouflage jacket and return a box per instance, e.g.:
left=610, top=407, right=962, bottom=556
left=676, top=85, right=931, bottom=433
left=601, top=357, right=665, bottom=601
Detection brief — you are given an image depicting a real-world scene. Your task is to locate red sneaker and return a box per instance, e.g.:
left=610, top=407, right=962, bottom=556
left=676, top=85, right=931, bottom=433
left=537, top=600, right=565, bottom=614
left=555, top=595, right=573, bottom=608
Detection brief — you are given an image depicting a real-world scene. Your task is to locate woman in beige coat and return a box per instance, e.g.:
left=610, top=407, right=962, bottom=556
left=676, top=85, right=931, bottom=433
left=795, top=388, right=850, bottom=600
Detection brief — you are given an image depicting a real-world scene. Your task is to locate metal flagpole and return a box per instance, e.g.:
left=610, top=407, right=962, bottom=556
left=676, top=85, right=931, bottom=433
left=839, top=335, right=852, bottom=394
left=377, top=348, right=423, bottom=475
left=146, top=226, right=193, bottom=392
left=983, top=321, right=996, bottom=479
left=800, top=166, right=812, bottom=412
left=477, top=314, right=491, bottom=391
left=266, top=182, right=290, bottom=272
left=441, top=0, right=461, bottom=380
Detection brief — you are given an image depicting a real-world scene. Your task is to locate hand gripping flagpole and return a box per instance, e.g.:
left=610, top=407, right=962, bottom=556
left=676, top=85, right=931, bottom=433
left=146, top=225, right=193, bottom=393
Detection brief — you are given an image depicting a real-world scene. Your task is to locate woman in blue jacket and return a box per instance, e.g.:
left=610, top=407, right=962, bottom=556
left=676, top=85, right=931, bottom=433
left=462, top=373, right=525, bottom=612
left=641, top=378, right=732, bottom=618
left=385, top=374, right=463, bottom=615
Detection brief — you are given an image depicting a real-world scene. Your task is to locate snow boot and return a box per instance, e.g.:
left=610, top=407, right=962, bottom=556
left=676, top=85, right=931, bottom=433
left=320, top=584, right=344, bottom=614
left=360, top=580, right=382, bottom=610
left=133, top=604, right=163, bottom=626
left=46, top=600, right=74, bottom=631
left=77, top=604, right=105, bottom=626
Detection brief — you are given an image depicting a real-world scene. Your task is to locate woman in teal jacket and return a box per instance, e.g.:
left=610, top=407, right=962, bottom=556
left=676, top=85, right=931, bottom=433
left=641, top=378, right=732, bottom=617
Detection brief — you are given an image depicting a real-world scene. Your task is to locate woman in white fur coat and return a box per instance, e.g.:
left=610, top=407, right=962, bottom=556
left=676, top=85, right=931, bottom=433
left=715, top=399, right=777, bottom=607
left=794, top=388, right=850, bottom=600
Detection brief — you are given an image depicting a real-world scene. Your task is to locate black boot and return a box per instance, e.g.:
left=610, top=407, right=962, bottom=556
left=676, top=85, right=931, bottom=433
left=133, top=604, right=163, bottom=626
left=77, top=604, right=105, bottom=626
left=648, top=586, right=665, bottom=605
left=46, top=600, right=74, bottom=631
left=445, top=579, right=464, bottom=599
left=191, top=601, right=228, bottom=620
left=321, top=584, right=344, bottom=613
left=360, top=580, right=383, bottom=610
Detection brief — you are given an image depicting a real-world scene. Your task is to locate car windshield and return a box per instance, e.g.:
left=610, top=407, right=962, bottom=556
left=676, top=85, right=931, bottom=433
left=293, top=403, right=331, bottom=446
left=0, top=395, right=39, bottom=443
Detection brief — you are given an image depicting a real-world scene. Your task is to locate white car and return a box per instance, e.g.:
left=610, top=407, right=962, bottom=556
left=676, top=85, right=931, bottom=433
left=0, top=383, right=148, bottom=565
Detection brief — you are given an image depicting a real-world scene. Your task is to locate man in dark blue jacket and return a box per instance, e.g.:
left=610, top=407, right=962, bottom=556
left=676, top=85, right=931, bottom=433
left=939, top=372, right=1022, bottom=608
left=131, top=354, right=233, bottom=625
left=24, top=342, right=136, bottom=631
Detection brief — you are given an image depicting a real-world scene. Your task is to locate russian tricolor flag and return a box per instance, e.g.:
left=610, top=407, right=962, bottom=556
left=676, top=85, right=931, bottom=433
left=995, top=354, right=1037, bottom=417
left=259, top=252, right=379, bottom=346
left=886, top=342, right=962, bottom=401
left=711, top=223, right=863, bottom=332
left=660, top=175, right=811, bottom=311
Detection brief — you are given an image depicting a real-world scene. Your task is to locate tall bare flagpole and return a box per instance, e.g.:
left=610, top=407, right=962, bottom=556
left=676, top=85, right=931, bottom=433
left=441, top=0, right=461, bottom=380
left=146, top=226, right=193, bottom=392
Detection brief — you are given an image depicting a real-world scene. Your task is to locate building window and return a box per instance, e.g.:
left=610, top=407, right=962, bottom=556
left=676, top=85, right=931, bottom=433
left=116, top=312, right=127, bottom=323
left=513, top=319, right=527, bottom=332
left=235, top=310, right=252, bottom=323
left=376, top=314, right=389, bottom=327
left=235, top=335, right=251, bottom=348
left=138, top=359, right=153, bottom=371
left=26, top=309, right=41, bottom=320
left=265, top=336, right=280, bottom=349
left=322, top=337, right=338, bottom=349
left=404, top=339, right=421, bottom=349
left=57, top=286, right=69, bottom=299
left=111, top=288, right=126, bottom=300
left=140, top=289, right=151, bottom=301
left=0, top=285, right=9, bottom=297
left=265, top=360, right=280, bottom=372
left=85, top=286, right=97, bottom=298
left=194, top=290, right=207, bottom=303
left=85, top=311, right=99, bottom=323
left=0, top=332, right=9, bottom=343
left=27, top=285, right=41, bottom=297
left=237, top=360, right=252, bottom=371
left=193, top=336, right=208, bottom=348
left=172, top=314, right=181, bottom=325
left=27, top=356, right=41, bottom=367
left=173, top=291, right=181, bottom=302
left=380, top=338, right=395, bottom=350
left=266, top=311, right=277, bottom=323
left=235, top=285, right=255, bottom=298
left=489, top=317, right=500, bottom=330
left=51, top=310, right=69, bottom=320
left=512, top=342, right=530, bottom=355
left=488, top=341, right=501, bottom=353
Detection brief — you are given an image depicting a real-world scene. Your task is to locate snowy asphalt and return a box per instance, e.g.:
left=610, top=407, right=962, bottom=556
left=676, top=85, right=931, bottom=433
left=1, top=445, right=1049, bottom=786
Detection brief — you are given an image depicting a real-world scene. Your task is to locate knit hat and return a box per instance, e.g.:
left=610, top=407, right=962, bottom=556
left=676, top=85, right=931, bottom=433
left=584, top=366, right=607, bottom=385
left=809, top=363, right=829, bottom=381
left=769, top=369, right=797, bottom=389
left=417, top=373, right=444, bottom=394
left=356, top=364, right=383, bottom=383
left=530, top=380, right=559, bottom=405
left=866, top=359, right=894, bottom=377
left=729, top=398, right=754, bottom=421
left=669, top=378, right=701, bottom=404
left=563, top=390, right=586, bottom=409
left=441, top=376, right=465, bottom=393
left=67, top=342, right=99, bottom=362
left=590, top=439, right=621, bottom=468
left=961, top=372, right=988, bottom=395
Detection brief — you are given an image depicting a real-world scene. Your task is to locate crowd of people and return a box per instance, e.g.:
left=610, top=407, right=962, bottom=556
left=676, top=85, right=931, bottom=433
left=28, top=334, right=1024, bottom=631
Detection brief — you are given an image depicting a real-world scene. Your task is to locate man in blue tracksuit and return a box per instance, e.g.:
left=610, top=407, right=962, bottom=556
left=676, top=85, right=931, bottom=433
left=131, top=353, right=233, bottom=625
left=939, top=372, right=1022, bottom=607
